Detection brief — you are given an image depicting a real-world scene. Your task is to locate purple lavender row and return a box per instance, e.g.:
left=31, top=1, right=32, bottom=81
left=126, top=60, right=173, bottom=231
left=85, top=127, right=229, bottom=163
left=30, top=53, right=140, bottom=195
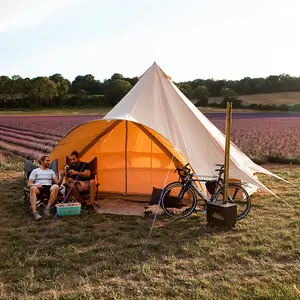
left=0, top=124, right=64, bottom=139
left=0, top=135, right=52, bottom=152
left=0, top=114, right=299, bottom=162
left=0, top=125, right=62, bottom=142
left=210, top=118, right=300, bottom=159
left=0, top=121, right=65, bottom=138
left=0, top=141, right=43, bottom=161
left=0, top=130, right=57, bottom=147
left=0, top=115, right=97, bottom=137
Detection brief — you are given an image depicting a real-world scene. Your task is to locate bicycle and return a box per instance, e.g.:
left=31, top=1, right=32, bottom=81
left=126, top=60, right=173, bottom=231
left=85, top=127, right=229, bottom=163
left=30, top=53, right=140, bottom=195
left=161, top=163, right=251, bottom=220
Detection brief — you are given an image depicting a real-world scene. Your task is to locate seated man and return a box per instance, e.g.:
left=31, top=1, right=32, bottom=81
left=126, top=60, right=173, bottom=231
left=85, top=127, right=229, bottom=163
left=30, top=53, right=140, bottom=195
left=65, top=151, right=96, bottom=206
left=28, top=155, right=65, bottom=220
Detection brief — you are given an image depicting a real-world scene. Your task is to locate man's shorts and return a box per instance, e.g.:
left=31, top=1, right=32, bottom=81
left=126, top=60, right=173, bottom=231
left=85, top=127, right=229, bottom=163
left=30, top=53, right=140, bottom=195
left=38, top=185, right=52, bottom=195
left=75, top=181, right=90, bottom=192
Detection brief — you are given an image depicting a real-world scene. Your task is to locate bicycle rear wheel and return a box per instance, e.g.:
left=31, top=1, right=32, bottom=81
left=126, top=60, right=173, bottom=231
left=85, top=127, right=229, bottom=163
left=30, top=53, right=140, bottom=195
left=214, top=184, right=251, bottom=220
left=161, top=182, right=197, bottom=219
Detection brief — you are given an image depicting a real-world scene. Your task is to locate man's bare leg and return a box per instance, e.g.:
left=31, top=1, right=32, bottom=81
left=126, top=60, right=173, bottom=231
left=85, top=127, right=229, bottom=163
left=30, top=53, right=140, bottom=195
left=30, top=186, right=40, bottom=213
left=46, top=184, right=59, bottom=209
left=30, top=186, right=42, bottom=220
left=88, top=179, right=96, bottom=205
left=67, top=178, right=83, bottom=202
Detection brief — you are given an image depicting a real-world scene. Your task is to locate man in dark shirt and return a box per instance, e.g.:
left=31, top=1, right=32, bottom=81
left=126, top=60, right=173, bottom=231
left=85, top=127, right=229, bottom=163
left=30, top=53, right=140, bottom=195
left=66, top=151, right=96, bottom=205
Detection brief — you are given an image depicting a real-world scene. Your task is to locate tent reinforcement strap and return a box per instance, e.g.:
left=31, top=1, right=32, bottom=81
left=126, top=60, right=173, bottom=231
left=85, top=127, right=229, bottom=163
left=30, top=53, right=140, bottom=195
left=125, top=121, right=128, bottom=195
left=79, top=120, right=122, bottom=158
left=133, top=123, right=182, bottom=168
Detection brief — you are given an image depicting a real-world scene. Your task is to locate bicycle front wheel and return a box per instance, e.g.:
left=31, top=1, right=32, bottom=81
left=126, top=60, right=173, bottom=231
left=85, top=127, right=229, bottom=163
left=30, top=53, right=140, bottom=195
left=214, top=184, right=251, bottom=220
left=161, top=182, right=197, bottom=219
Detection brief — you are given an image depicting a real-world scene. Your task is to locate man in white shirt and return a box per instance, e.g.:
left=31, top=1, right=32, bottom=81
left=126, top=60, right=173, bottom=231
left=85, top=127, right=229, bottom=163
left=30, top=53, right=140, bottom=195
left=28, top=155, right=65, bottom=220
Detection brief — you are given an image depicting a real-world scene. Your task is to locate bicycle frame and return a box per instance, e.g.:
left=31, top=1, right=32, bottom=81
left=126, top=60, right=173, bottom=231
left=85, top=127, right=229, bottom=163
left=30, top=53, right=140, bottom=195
left=185, top=174, right=251, bottom=203
left=180, top=171, right=222, bottom=201
left=190, top=181, right=210, bottom=202
left=164, top=163, right=252, bottom=220
left=175, top=163, right=251, bottom=203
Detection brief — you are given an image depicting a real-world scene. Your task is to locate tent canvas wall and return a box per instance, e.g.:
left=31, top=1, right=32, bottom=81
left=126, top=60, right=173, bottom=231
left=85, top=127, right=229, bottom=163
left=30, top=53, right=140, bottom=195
left=50, top=119, right=189, bottom=195
left=50, top=62, right=281, bottom=196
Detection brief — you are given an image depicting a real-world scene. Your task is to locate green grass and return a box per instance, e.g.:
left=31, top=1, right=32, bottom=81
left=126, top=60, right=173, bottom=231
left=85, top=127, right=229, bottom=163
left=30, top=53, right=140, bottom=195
left=0, top=106, right=293, bottom=117
left=0, top=106, right=227, bottom=116
left=209, top=91, right=300, bottom=106
left=0, top=162, right=299, bottom=299
left=0, top=106, right=229, bottom=116
left=0, top=151, right=23, bottom=172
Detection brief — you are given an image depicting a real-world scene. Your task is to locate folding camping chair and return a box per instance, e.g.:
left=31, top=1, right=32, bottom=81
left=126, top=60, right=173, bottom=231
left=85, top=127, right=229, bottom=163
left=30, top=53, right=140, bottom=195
left=23, top=159, right=63, bottom=213
left=64, top=156, right=100, bottom=204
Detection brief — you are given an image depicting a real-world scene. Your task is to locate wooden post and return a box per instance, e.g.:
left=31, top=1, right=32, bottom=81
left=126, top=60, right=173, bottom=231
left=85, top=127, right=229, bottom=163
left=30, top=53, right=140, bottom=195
left=223, top=102, right=232, bottom=203
left=125, top=121, right=128, bottom=195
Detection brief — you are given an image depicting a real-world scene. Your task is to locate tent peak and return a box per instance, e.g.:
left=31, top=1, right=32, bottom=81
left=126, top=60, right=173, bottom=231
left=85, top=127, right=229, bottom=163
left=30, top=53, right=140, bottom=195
left=138, top=62, right=171, bottom=81
left=150, top=62, right=171, bottom=80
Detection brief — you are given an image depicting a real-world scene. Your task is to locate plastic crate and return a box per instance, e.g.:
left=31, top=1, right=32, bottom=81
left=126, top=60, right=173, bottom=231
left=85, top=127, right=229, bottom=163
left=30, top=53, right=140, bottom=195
left=55, top=203, right=81, bottom=216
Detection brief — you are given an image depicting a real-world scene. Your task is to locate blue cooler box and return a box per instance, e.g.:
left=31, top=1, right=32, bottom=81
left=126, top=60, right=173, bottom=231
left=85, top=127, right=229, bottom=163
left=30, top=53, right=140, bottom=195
left=56, top=203, right=81, bottom=216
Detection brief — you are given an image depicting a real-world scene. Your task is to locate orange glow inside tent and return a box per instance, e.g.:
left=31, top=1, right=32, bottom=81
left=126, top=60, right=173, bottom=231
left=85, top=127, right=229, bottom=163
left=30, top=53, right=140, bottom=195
left=50, top=119, right=191, bottom=195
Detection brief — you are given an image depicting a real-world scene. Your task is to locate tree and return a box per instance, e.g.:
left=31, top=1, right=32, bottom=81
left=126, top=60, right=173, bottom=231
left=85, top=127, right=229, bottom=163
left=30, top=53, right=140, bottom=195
left=123, top=76, right=138, bottom=86
left=194, top=86, right=209, bottom=107
left=177, top=83, right=193, bottom=99
left=189, top=79, right=206, bottom=89
left=111, top=73, right=124, bottom=81
left=29, top=77, right=57, bottom=107
left=0, top=76, right=11, bottom=94
left=220, top=88, right=242, bottom=108
left=49, top=74, right=71, bottom=106
left=69, top=74, right=103, bottom=95
left=105, top=79, right=132, bottom=106
left=250, top=77, right=265, bottom=94
left=238, top=77, right=252, bottom=95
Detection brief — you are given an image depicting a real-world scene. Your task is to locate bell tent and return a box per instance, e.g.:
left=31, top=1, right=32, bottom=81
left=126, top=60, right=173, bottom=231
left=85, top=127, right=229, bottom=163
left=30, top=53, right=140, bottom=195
left=50, top=62, right=280, bottom=196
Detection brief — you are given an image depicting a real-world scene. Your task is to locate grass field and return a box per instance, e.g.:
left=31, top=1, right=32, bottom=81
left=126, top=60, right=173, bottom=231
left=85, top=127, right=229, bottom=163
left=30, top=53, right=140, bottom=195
left=0, top=107, right=271, bottom=116
left=0, top=158, right=299, bottom=299
left=0, top=106, right=234, bottom=116
left=0, top=91, right=299, bottom=117
left=209, top=91, right=300, bottom=106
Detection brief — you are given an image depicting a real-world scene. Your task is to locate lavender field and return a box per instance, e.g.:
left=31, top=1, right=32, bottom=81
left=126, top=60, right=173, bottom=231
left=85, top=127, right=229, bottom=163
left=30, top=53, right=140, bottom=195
left=0, top=113, right=299, bottom=163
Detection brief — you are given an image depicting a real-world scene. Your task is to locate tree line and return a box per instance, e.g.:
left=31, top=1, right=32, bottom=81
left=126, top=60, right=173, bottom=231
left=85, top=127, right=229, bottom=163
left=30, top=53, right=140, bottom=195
left=0, top=73, right=136, bottom=109
left=177, top=74, right=300, bottom=111
left=0, top=72, right=300, bottom=111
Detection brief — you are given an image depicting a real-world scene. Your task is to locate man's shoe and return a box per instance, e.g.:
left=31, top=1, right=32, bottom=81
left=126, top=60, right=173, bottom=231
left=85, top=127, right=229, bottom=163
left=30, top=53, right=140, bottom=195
left=44, top=207, right=51, bottom=217
left=33, top=212, right=43, bottom=221
left=86, top=199, right=94, bottom=207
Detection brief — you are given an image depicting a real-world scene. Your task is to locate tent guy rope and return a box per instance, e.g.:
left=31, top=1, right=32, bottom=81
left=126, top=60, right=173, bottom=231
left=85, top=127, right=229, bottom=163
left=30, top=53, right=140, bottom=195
left=146, top=149, right=177, bottom=242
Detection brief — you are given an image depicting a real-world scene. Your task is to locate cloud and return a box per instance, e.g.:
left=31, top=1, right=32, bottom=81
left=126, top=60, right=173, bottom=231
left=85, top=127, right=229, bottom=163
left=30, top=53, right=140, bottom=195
left=0, top=0, right=77, bottom=33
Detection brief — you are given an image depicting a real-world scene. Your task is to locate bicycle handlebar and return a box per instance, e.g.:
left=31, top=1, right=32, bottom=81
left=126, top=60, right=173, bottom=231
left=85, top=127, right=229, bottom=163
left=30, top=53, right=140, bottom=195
left=175, top=163, right=224, bottom=179
left=184, top=163, right=191, bottom=173
left=175, top=163, right=191, bottom=178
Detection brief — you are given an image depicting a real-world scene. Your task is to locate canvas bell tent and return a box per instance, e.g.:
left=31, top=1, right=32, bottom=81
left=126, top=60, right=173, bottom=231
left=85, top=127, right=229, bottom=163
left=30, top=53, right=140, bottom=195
left=50, top=62, right=281, bottom=196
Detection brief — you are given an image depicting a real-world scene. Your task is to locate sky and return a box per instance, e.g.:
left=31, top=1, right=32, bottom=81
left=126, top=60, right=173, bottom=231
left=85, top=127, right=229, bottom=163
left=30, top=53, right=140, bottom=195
left=1, top=0, right=300, bottom=82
